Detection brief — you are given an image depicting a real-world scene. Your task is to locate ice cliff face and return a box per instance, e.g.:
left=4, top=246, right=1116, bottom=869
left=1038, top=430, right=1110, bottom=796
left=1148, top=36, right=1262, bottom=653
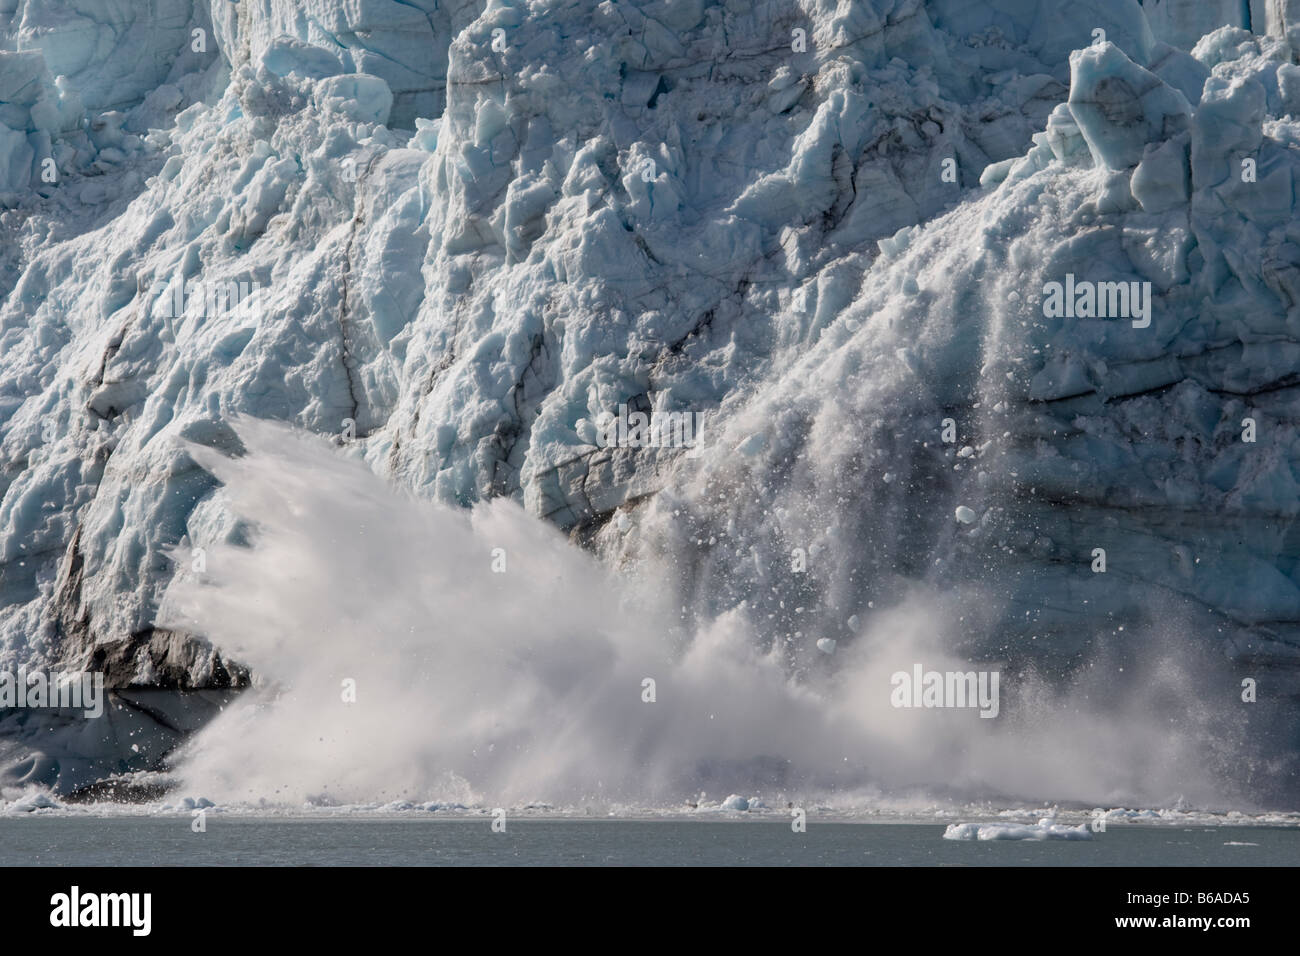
left=623, top=25, right=1300, bottom=679
left=0, top=1, right=1298, bottom=792
left=0, top=1, right=218, bottom=201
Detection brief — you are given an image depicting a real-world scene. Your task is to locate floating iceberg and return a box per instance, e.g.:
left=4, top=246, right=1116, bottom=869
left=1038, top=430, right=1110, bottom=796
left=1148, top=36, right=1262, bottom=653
left=943, top=819, right=1093, bottom=840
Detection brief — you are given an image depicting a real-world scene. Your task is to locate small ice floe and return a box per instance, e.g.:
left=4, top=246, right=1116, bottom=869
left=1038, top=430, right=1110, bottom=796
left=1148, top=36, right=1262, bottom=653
left=954, top=505, right=977, bottom=524
left=4, top=789, right=62, bottom=813
left=1223, top=841, right=1258, bottom=846
left=943, top=818, right=1092, bottom=841
left=816, top=638, right=836, bottom=654
left=178, top=797, right=215, bottom=810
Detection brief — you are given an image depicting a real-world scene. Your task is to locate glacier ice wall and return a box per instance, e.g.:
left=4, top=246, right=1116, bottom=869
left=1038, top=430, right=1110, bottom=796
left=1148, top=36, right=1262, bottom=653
left=0, top=0, right=219, bottom=198
left=618, top=30, right=1300, bottom=663
left=1141, top=0, right=1248, bottom=51
left=0, top=0, right=1127, bottom=678
left=207, top=0, right=482, bottom=128
left=0, top=1, right=1297, bottom=800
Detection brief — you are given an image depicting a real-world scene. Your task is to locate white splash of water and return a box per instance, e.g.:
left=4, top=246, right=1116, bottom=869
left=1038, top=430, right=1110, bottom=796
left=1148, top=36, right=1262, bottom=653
left=162, top=419, right=1247, bottom=810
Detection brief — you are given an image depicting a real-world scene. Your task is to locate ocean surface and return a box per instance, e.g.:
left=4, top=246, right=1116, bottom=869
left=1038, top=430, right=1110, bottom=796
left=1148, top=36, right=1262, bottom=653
left=2, top=817, right=1297, bottom=866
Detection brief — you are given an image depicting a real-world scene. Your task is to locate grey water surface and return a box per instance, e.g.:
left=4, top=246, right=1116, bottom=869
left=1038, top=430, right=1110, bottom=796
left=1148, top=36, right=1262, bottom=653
left=1, top=817, right=1297, bottom=866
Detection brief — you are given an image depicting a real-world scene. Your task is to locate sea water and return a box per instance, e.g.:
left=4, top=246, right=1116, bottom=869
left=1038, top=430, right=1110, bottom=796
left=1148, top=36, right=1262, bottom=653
left=2, top=816, right=1297, bottom=867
